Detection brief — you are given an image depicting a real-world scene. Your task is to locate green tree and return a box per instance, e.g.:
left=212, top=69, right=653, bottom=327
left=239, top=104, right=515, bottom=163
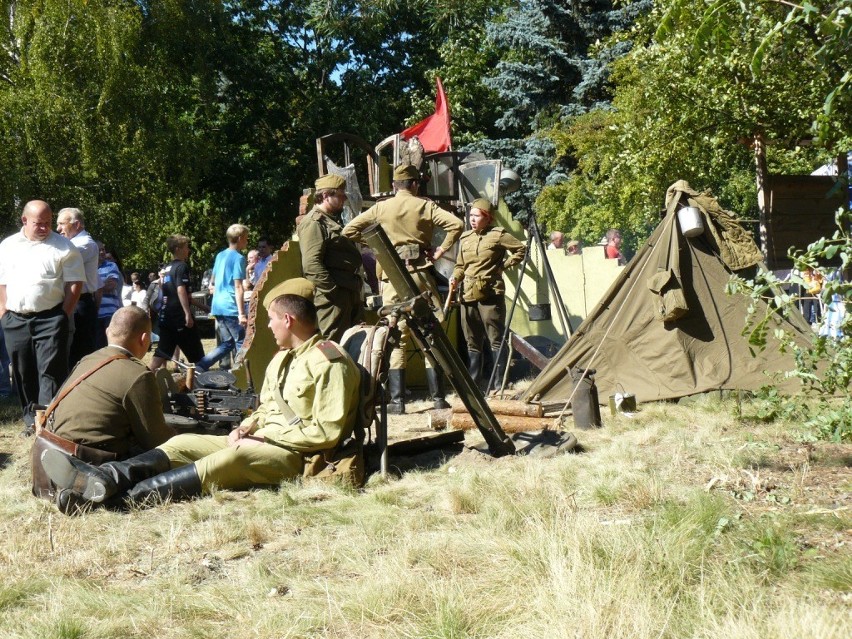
left=657, top=0, right=851, bottom=144
left=0, top=0, right=228, bottom=269
left=539, top=0, right=844, bottom=250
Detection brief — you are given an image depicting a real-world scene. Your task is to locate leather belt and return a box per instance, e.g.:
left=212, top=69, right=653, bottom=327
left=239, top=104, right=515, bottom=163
left=10, top=303, right=63, bottom=318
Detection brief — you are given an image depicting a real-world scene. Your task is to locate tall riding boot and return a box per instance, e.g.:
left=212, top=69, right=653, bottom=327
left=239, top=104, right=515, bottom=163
left=467, top=350, right=483, bottom=389
left=425, top=368, right=451, bottom=409
left=491, top=348, right=507, bottom=392
left=387, top=369, right=406, bottom=415
left=121, top=464, right=203, bottom=507
left=41, top=448, right=172, bottom=504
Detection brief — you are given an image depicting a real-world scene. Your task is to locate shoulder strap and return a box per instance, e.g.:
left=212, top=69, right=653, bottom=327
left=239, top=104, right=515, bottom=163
left=316, top=340, right=343, bottom=361
left=41, top=354, right=130, bottom=431
left=273, top=388, right=301, bottom=426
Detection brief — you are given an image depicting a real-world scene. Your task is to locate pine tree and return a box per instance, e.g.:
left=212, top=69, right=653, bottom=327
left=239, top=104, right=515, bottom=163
left=468, top=0, right=650, bottom=221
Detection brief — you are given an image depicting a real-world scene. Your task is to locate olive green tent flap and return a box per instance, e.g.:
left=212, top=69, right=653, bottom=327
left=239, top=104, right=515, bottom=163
left=648, top=269, right=689, bottom=322
left=522, top=181, right=813, bottom=408
left=665, top=180, right=763, bottom=271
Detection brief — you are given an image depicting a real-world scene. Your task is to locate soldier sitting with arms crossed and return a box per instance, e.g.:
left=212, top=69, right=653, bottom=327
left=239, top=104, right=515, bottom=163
left=40, top=278, right=361, bottom=513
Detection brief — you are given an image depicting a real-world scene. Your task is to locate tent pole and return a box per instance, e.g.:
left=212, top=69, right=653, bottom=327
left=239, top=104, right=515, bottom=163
left=528, top=212, right=571, bottom=336
left=486, top=232, right=535, bottom=393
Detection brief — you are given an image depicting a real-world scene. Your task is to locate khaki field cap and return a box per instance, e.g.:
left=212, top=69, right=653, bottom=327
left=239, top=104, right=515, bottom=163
left=470, top=198, right=494, bottom=215
left=263, top=277, right=315, bottom=309
left=315, top=174, right=346, bottom=190
left=393, top=164, right=420, bottom=181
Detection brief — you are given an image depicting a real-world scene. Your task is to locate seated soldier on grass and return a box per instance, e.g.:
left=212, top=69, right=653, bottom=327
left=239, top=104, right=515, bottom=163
left=43, top=306, right=176, bottom=459
left=32, top=305, right=176, bottom=501
left=41, top=278, right=361, bottom=514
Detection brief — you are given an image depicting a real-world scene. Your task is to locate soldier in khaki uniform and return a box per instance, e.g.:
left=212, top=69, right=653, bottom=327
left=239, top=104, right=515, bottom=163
left=297, top=174, right=364, bottom=342
left=343, top=164, right=463, bottom=412
left=41, top=278, right=361, bottom=512
left=47, top=306, right=176, bottom=459
left=452, top=198, right=525, bottom=390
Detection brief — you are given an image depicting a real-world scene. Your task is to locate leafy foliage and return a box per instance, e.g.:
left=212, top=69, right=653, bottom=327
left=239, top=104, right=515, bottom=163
left=536, top=0, right=840, bottom=253
left=728, top=207, right=852, bottom=442
left=464, top=0, right=649, bottom=223
left=0, top=0, right=228, bottom=270
left=0, top=0, right=847, bottom=276
left=657, top=0, right=852, bottom=145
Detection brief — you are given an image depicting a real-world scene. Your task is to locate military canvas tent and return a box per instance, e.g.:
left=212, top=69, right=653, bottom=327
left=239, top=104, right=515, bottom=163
left=522, top=180, right=813, bottom=409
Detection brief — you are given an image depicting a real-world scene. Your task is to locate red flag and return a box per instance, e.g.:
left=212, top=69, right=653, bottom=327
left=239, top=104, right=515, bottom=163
left=401, top=77, right=452, bottom=153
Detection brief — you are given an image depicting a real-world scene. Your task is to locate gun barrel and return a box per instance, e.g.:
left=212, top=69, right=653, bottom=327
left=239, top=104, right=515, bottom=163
left=361, top=223, right=515, bottom=457
left=169, top=358, right=192, bottom=371
left=245, top=359, right=255, bottom=394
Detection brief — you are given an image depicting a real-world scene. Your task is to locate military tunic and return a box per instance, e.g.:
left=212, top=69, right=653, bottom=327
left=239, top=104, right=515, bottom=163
left=343, top=189, right=463, bottom=369
left=159, top=333, right=361, bottom=491
left=452, top=225, right=526, bottom=352
left=50, top=346, right=176, bottom=458
left=296, top=205, right=364, bottom=342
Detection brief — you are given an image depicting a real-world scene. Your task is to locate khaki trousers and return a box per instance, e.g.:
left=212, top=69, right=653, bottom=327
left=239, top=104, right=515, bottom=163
left=159, top=434, right=303, bottom=492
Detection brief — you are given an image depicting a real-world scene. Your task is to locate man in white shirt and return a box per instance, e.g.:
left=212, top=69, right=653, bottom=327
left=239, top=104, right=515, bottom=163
left=56, top=207, right=100, bottom=368
left=251, top=237, right=274, bottom=286
left=547, top=231, right=564, bottom=251
left=0, top=200, right=85, bottom=432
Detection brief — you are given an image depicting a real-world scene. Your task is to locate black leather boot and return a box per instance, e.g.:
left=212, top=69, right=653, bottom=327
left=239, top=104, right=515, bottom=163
left=425, top=368, right=451, bottom=409
left=41, top=448, right=171, bottom=503
left=491, top=348, right=507, bottom=392
left=122, top=464, right=202, bottom=507
left=387, top=369, right=406, bottom=415
left=467, top=350, right=483, bottom=388
left=55, top=488, right=97, bottom=516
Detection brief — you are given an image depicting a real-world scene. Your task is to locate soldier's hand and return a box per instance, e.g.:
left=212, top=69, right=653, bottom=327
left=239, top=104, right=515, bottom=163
left=428, top=246, right=445, bottom=263
left=228, top=422, right=253, bottom=446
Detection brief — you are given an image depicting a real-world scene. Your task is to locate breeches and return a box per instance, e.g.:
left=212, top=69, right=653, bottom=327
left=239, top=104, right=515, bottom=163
left=460, top=295, right=506, bottom=353
left=159, top=434, right=303, bottom=492
left=315, top=287, right=364, bottom=343
left=382, top=271, right=442, bottom=370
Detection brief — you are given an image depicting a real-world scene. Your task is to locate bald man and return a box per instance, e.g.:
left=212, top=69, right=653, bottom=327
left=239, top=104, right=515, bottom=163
left=0, top=200, right=85, bottom=432
left=44, top=305, right=176, bottom=459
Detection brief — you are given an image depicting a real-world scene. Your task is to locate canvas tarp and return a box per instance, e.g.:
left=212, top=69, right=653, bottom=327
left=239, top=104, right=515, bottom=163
left=522, top=181, right=813, bottom=409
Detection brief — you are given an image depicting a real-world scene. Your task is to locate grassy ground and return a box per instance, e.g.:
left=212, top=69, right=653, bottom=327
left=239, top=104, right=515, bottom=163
left=0, top=392, right=849, bottom=638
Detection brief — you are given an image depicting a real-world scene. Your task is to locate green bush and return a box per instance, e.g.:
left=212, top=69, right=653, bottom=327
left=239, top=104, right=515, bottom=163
left=728, top=207, right=852, bottom=441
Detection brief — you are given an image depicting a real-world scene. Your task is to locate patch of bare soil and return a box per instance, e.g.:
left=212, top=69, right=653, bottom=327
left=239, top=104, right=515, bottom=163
left=706, top=441, right=852, bottom=554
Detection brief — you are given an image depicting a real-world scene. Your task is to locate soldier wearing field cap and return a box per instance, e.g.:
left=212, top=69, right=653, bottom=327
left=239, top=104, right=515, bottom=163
left=296, top=174, right=364, bottom=342
left=343, top=163, right=463, bottom=413
left=41, top=277, right=361, bottom=513
left=452, top=198, right=525, bottom=390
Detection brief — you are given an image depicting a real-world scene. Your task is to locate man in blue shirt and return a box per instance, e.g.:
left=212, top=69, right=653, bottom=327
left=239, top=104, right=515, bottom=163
left=196, top=224, right=248, bottom=371
left=95, top=242, right=123, bottom=348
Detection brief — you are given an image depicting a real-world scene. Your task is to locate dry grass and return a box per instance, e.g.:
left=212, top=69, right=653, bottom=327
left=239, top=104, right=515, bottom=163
left=0, top=393, right=849, bottom=638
